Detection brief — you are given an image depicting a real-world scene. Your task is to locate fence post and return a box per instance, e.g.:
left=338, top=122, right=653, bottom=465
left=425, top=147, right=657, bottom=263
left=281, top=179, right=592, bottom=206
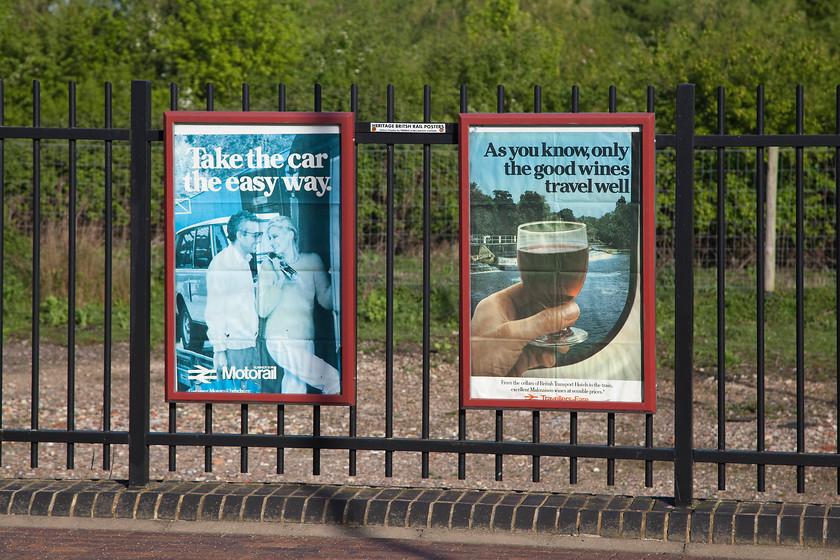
left=673, top=83, right=695, bottom=507
left=128, top=80, right=152, bottom=487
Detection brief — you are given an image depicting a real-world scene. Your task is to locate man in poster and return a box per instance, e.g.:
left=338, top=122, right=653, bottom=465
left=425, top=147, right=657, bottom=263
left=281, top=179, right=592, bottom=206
left=205, top=210, right=263, bottom=390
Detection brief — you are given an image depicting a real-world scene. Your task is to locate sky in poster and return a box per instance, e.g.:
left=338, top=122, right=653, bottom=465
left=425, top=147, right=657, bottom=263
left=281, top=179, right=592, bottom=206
left=468, top=126, right=636, bottom=219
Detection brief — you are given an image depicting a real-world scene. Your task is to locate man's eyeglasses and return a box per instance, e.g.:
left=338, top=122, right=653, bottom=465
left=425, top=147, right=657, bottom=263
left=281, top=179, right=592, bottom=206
left=240, top=230, right=262, bottom=239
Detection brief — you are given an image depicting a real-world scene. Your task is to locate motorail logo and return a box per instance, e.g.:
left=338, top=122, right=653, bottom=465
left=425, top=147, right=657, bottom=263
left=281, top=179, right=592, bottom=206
left=221, top=365, right=278, bottom=381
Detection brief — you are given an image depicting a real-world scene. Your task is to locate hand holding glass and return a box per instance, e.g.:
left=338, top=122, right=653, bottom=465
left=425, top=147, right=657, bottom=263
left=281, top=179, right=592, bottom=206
left=516, top=221, right=589, bottom=347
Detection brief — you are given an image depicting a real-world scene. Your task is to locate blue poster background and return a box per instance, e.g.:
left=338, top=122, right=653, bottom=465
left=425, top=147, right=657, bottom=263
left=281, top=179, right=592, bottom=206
left=170, top=124, right=341, bottom=395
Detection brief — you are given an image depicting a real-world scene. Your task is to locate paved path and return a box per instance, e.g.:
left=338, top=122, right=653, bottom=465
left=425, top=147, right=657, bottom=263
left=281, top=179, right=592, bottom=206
left=2, top=519, right=836, bottom=560
left=0, top=527, right=711, bottom=560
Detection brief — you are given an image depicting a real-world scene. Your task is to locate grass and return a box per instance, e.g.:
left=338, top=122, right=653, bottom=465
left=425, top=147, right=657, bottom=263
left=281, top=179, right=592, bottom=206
left=2, top=222, right=162, bottom=347
left=655, top=267, right=838, bottom=381
left=356, top=246, right=460, bottom=354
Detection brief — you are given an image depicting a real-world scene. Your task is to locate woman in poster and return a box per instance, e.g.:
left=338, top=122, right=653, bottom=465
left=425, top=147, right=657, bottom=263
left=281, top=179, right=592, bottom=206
left=257, top=216, right=341, bottom=394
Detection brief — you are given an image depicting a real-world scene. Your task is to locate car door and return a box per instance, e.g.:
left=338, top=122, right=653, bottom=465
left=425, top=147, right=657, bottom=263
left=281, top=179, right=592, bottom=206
left=189, top=225, right=213, bottom=323
left=175, top=227, right=197, bottom=312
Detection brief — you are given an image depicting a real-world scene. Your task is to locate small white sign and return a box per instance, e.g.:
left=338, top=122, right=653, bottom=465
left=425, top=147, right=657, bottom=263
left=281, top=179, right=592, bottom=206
left=370, top=122, right=447, bottom=133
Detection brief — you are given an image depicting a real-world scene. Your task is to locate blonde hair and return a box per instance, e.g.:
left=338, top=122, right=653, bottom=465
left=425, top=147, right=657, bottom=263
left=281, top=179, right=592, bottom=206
left=265, top=215, right=299, bottom=251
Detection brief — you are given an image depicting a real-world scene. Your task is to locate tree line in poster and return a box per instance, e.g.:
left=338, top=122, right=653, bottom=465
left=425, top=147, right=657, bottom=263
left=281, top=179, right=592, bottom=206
left=470, top=183, right=636, bottom=250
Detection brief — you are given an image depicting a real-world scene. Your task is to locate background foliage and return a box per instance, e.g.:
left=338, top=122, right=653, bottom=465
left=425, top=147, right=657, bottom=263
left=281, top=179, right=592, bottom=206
left=1, top=0, right=839, bottom=342
left=3, top=0, right=838, bottom=240
left=1, top=0, right=838, bottom=130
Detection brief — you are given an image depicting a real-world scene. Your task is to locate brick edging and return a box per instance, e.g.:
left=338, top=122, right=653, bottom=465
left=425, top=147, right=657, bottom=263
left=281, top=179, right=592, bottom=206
left=0, top=479, right=837, bottom=549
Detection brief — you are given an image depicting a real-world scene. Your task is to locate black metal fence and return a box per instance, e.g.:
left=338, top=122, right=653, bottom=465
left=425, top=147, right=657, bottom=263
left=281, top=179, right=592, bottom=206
left=0, top=80, right=839, bottom=508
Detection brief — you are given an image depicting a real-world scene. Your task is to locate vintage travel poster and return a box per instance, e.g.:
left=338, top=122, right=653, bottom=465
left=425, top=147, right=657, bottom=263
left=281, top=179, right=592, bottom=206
left=163, top=112, right=355, bottom=405
left=459, top=113, right=655, bottom=412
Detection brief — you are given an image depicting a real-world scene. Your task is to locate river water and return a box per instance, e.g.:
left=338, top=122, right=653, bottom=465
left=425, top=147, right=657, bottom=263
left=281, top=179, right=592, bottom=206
left=470, top=249, right=632, bottom=363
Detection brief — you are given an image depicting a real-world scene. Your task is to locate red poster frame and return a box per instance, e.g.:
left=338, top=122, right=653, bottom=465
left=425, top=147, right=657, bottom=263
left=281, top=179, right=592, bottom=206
left=163, top=111, right=356, bottom=405
left=459, top=113, right=656, bottom=412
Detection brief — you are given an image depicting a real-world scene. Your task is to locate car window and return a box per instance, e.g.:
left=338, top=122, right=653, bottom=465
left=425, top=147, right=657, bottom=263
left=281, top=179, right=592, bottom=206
left=175, top=230, right=194, bottom=269
left=212, top=225, right=229, bottom=255
left=193, top=226, right=212, bottom=269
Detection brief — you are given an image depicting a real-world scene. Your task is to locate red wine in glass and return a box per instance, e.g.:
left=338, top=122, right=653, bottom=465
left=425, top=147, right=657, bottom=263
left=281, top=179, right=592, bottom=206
left=516, top=222, right=589, bottom=347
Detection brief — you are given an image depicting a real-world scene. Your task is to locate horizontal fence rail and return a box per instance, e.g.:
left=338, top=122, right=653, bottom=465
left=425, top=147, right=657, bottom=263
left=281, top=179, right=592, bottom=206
left=0, top=80, right=838, bottom=508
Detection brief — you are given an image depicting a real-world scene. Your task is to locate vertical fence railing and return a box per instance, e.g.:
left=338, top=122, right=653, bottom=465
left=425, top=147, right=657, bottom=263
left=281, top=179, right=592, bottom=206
left=795, top=85, right=806, bottom=494
left=348, top=83, right=358, bottom=478
left=715, top=86, right=727, bottom=491
left=128, top=80, right=152, bottom=488
left=66, top=81, right=77, bottom=470
left=645, top=84, right=656, bottom=489
left=755, top=86, right=767, bottom=493
left=312, top=83, right=323, bottom=477
left=532, top=84, right=542, bottom=483
left=103, top=81, right=114, bottom=471
left=673, top=83, right=696, bottom=507
left=569, top=84, right=580, bottom=487
left=31, top=80, right=41, bottom=470
left=494, top=84, right=505, bottom=482
left=241, top=83, right=251, bottom=476
left=277, top=83, right=288, bottom=476
left=421, top=84, right=433, bottom=479
left=607, top=85, right=618, bottom=487
left=384, top=84, right=396, bottom=478
left=203, top=83, right=215, bottom=477
left=167, top=83, right=178, bottom=474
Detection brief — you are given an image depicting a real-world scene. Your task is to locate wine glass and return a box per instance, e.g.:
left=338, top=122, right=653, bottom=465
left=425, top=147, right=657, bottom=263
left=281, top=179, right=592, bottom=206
left=516, top=221, right=589, bottom=347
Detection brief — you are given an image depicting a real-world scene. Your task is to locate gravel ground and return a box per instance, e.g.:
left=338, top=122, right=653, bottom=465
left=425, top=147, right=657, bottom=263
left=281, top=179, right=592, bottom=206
left=1, top=340, right=838, bottom=505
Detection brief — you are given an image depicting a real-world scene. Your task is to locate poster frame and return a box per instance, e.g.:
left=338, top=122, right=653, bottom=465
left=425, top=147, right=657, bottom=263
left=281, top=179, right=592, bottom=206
left=458, top=112, right=656, bottom=413
left=163, top=111, right=356, bottom=405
